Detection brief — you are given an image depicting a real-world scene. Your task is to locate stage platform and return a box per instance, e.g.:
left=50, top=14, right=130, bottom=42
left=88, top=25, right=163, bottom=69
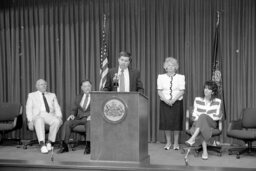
left=0, top=143, right=255, bottom=171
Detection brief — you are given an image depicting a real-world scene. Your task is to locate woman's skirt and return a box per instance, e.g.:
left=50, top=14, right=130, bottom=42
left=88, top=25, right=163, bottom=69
left=159, top=100, right=183, bottom=131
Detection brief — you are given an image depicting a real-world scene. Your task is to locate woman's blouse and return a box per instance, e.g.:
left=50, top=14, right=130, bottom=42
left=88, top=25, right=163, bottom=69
left=157, top=73, right=185, bottom=100
left=192, top=97, right=222, bottom=121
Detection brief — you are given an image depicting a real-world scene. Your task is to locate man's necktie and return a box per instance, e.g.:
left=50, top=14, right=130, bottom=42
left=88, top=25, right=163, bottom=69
left=82, top=94, right=89, bottom=111
left=42, top=93, right=50, bottom=113
left=119, top=69, right=125, bottom=92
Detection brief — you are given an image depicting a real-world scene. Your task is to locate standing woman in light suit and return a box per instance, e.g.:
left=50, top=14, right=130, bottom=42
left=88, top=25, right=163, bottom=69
left=157, top=57, right=185, bottom=150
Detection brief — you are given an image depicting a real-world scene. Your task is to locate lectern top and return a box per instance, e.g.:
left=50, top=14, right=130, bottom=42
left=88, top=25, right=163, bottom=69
left=90, top=91, right=148, bottom=99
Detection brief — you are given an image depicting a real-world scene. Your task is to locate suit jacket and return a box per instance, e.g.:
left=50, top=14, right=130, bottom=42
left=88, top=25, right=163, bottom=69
left=70, top=93, right=90, bottom=119
left=103, top=67, right=144, bottom=93
left=26, top=91, right=62, bottom=122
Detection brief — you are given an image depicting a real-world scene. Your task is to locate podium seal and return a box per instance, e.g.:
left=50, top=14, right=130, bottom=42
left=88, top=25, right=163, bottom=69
left=103, top=98, right=127, bottom=124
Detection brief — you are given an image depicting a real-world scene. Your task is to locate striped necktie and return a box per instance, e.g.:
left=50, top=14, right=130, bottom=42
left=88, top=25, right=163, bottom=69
left=42, top=93, right=50, bottom=113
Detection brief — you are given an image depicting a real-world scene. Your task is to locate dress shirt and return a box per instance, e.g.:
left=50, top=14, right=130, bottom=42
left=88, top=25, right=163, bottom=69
left=157, top=73, right=185, bottom=100
left=117, top=67, right=130, bottom=92
left=80, top=93, right=90, bottom=110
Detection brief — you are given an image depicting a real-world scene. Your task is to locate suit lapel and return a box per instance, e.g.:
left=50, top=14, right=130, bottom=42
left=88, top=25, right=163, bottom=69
left=77, top=93, right=91, bottom=112
left=35, top=91, right=44, bottom=108
left=76, top=94, right=84, bottom=109
left=128, top=69, right=134, bottom=91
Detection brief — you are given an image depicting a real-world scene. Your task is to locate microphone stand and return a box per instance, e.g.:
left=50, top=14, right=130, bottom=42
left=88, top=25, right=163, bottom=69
left=51, top=146, right=54, bottom=162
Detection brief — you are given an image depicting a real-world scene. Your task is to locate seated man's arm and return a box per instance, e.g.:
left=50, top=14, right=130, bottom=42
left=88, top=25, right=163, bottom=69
left=69, top=97, right=79, bottom=118
left=53, top=94, right=62, bottom=120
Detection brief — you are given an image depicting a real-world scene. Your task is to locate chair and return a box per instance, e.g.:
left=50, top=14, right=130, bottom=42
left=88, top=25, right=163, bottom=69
left=184, top=106, right=223, bottom=156
left=70, top=121, right=90, bottom=152
left=227, top=108, right=256, bottom=159
left=0, top=103, right=23, bottom=145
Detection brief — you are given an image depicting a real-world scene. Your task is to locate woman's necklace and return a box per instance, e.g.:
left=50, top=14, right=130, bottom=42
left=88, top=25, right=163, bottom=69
left=204, top=98, right=212, bottom=106
left=166, top=73, right=176, bottom=77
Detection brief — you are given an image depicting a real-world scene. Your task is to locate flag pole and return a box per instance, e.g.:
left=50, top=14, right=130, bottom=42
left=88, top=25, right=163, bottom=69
left=211, top=10, right=226, bottom=120
left=99, top=14, right=109, bottom=91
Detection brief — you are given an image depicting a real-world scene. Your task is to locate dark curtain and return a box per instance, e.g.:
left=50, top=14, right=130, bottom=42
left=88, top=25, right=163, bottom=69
left=0, top=0, right=256, bottom=143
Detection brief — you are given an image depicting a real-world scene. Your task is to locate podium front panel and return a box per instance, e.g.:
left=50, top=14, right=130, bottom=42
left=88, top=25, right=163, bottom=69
left=90, top=92, right=149, bottom=163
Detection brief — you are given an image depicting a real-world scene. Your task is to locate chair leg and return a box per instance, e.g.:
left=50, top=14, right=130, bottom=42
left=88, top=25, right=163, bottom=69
left=0, top=132, right=22, bottom=146
left=22, top=139, right=38, bottom=149
left=228, top=142, right=256, bottom=159
left=207, top=145, right=222, bottom=156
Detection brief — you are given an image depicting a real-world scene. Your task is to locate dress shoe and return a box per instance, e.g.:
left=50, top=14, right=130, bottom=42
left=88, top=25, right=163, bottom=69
left=173, top=144, right=180, bottom=150
left=164, top=144, right=172, bottom=150
left=57, top=146, right=69, bottom=153
left=46, top=142, right=52, bottom=151
left=41, top=145, right=48, bottom=154
left=57, top=142, right=69, bottom=154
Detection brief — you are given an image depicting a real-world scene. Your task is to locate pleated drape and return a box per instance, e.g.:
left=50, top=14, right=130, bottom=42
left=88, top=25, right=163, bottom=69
left=1, top=0, right=256, bottom=143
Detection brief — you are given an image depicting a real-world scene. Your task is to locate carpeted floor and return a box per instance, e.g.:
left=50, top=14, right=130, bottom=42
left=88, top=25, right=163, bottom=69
left=0, top=142, right=255, bottom=169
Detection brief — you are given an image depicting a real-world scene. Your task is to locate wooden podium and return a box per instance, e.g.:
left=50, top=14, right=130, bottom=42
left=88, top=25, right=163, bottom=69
left=90, top=91, right=150, bottom=163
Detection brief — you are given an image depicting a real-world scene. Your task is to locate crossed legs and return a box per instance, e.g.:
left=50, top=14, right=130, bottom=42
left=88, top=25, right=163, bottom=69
left=186, top=115, right=216, bottom=159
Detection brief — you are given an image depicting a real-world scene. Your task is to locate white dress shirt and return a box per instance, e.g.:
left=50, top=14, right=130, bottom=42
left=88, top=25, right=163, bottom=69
left=80, top=93, right=90, bottom=110
left=117, top=67, right=130, bottom=92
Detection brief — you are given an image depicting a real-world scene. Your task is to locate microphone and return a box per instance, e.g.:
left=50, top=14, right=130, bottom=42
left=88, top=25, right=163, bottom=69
left=113, top=73, right=119, bottom=87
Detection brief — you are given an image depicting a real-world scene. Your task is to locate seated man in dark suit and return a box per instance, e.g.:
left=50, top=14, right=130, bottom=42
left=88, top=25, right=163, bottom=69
left=103, top=51, right=144, bottom=93
left=58, top=80, right=91, bottom=154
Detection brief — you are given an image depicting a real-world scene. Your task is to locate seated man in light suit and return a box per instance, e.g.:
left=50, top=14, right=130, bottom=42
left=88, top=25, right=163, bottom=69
left=58, top=80, right=91, bottom=154
left=26, top=79, right=63, bottom=154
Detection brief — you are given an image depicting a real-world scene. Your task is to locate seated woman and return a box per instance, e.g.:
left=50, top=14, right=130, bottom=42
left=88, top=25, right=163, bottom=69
left=185, top=80, right=222, bottom=160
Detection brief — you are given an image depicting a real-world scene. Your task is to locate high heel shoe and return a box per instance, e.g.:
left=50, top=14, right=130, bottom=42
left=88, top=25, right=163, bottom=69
left=202, top=153, right=208, bottom=160
left=173, top=144, right=180, bottom=150
left=185, top=140, right=195, bottom=147
left=164, top=144, right=172, bottom=150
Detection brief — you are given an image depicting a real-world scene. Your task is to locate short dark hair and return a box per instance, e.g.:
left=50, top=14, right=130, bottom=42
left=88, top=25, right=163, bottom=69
left=119, top=51, right=132, bottom=61
left=80, top=79, right=91, bottom=86
left=204, top=80, right=218, bottom=98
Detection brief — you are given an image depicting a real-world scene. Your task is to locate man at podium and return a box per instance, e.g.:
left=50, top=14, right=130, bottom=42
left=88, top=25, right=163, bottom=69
left=103, top=51, right=144, bottom=93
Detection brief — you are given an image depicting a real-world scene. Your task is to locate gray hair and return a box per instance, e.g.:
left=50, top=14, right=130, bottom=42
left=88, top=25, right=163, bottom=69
left=163, top=57, right=179, bottom=71
left=36, top=79, right=47, bottom=87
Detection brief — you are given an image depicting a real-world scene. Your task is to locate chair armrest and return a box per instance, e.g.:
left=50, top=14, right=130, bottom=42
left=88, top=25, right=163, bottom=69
left=227, top=119, right=242, bottom=131
left=218, top=119, right=222, bottom=132
left=185, top=107, right=194, bottom=131
left=185, top=109, right=190, bottom=130
left=11, top=106, right=23, bottom=129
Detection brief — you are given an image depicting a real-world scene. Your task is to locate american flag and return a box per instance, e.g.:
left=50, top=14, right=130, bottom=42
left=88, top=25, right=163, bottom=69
left=211, top=11, right=226, bottom=119
left=99, top=14, right=109, bottom=90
